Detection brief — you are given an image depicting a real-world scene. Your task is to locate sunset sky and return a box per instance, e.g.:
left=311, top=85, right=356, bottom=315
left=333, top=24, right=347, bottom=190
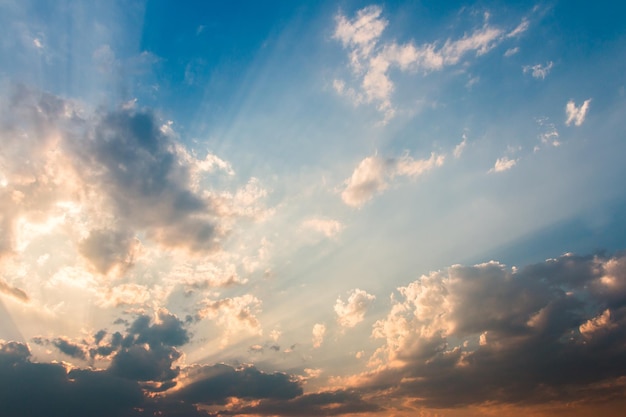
left=1, top=1, right=626, bottom=416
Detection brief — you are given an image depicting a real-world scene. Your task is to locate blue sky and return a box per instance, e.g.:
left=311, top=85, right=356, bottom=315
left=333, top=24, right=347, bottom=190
left=1, top=1, right=626, bottom=416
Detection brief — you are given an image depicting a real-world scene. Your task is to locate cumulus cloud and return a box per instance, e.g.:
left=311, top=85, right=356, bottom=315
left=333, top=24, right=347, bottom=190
left=523, top=61, right=554, bottom=79
left=334, top=289, right=376, bottom=328
left=488, top=156, right=517, bottom=173
left=342, top=252, right=626, bottom=409
left=1, top=332, right=310, bottom=417
left=565, top=98, right=592, bottom=126
left=195, top=294, right=262, bottom=345
left=333, top=6, right=527, bottom=121
left=0, top=86, right=266, bottom=273
left=312, top=323, right=326, bottom=348
left=342, top=152, right=444, bottom=207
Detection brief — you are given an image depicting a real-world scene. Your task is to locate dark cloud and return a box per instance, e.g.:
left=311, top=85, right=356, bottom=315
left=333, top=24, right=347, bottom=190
left=52, top=337, right=88, bottom=360
left=82, top=108, right=219, bottom=252
left=354, top=252, right=626, bottom=408
left=172, top=363, right=302, bottom=405
left=106, top=311, right=189, bottom=390
left=0, top=340, right=145, bottom=417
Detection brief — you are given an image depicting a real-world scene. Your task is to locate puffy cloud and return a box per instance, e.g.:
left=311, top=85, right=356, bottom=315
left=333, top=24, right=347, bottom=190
left=523, top=61, right=554, bottom=79
left=566, top=99, right=592, bottom=126
left=196, top=294, right=262, bottom=345
left=488, top=156, right=517, bottom=173
left=312, top=323, right=326, bottom=348
left=346, top=252, right=626, bottom=408
left=0, top=85, right=265, bottom=275
left=334, top=289, right=376, bottom=328
left=334, top=6, right=526, bottom=121
left=342, top=152, right=444, bottom=207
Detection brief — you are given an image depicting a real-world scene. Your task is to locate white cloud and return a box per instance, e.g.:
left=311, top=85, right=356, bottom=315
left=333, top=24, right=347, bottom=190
left=301, top=218, right=344, bottom=238
left=196, top=294, right=262, bottom=346
left=507, top=18, right=529, bottom=38
left=312, top=323, right=326, bottom=348
left=504, top=47, right=519, bottom=57
left=342, top=152, right=444, bottom=207
left=333, top=7, right=527, bottom=121
left=488, top=156, right=517, bottom=173
left=334, top=289, right=376, bottom=328
left=523, top=61, right=553, bottom=79
left=454, top=134, right=468, bottom=158
left=565, top=99, right=591, bottom=126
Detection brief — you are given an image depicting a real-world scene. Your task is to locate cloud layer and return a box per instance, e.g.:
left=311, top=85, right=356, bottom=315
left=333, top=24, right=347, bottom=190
left=345, top=252, right=626, bottom=409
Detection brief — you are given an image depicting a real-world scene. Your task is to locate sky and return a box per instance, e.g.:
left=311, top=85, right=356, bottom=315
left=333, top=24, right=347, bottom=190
left=1, top=0, right=626, bottom=416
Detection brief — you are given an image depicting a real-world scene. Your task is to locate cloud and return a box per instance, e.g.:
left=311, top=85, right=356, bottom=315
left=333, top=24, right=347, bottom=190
left=301, top=217, right=344, bottom=238
left=216, top=389, right=380, bottom=416
left=334, top=289, right=376, bottom=328
left=172, top=364, right=302, bottom=405
left=195, top=294, right=262, bottom=345
left=0, top=335, right=310, bottom=416
left=0, top=279, right=29, bottom=302
left=488, top=156, right=517, bottom=173
left=343, top=252, right=626, bottom=408
left=0, top=341, right=145, bottom=417
left=33, top=336, right=88, bottom=360
left=453, top=134, right=468, bottom=158
left=536, top=117, right=560, bottom=148
left=78, top=229, right=139, bottom=275
left=504, top=46, right=519, bottom=57
left=312, top=323, right=326, bottom=348
left=523, top=61, right=554, bottom=79
left=333, top=6, right=526, bottom=121
left=342, top=152, right=444, bottom=207
left=565, top=99, right=592, bottom=126
left=0, top=85, right=264, bottom=272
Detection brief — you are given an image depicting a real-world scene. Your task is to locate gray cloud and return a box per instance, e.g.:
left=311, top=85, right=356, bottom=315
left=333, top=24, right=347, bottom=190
left=172, top=364, right=302, bottom=405
left=0, top=85, right=238, bottom=273
left=352, top=252, right=626, bottom=408
left=0, top=341, right=145, bottom=417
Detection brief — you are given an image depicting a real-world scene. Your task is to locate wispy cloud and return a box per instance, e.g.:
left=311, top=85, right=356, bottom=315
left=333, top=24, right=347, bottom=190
left=488, top=156, right=517, bottom=173
left=333, top=6, right=528, bottom=121
left=312, top=323, right=326, bottom=348
left=523, top=61, right=554, bottom=79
